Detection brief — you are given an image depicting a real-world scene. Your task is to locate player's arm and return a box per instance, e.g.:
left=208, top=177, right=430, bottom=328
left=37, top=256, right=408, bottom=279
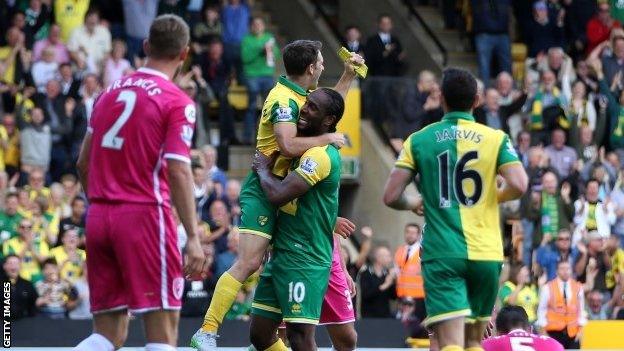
left=76, top=132, right=92, bottom=194
left=383, top=137, right=421, bottom=211
left=274, top=123, right=343, bottom=158
left=496, top=134, right=528, bottom=202
left=252, top=150, right=312, bottom=206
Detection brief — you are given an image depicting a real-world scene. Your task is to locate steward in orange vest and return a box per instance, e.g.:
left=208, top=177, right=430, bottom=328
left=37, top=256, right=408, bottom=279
left=394, top=244, right=425, bottom=299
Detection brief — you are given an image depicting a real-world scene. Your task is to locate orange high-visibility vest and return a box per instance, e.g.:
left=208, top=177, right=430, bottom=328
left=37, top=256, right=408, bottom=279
left=545, top=279, right=582, bottom=337
left=394, top=245, right=425, bottom=298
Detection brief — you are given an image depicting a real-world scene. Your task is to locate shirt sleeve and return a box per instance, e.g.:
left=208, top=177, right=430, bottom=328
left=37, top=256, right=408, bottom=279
left=536, top=286, right=550, bottom=328
left=163, top=101, right=196, bottom=163
left=395, top=135, right=417, bottom=171
left=294, top=147, right=332, bottom=186
left=497, top=133, right=521, bottom=169
left=498, top=284, right=512, bottom=304
left=269, top=97, right=299, bottom=124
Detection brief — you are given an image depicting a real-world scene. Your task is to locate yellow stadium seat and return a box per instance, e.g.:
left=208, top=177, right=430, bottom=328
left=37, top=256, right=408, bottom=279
left=227, top=83, right=249, bottom=110
left=581, top=320, right=624, bottom=349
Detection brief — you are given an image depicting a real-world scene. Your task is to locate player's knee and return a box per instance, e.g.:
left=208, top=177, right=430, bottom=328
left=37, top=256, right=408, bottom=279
left=249, top=325, right=271, bottom=350
left=286, top=327, right=314, bottom=350
left=333, top=329, right=357, bottom=351
left=238, top=253, right=263, bottom=275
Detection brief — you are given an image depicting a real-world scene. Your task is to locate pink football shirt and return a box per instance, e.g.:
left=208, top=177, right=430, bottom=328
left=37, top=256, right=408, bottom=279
left=482, top=329, right=564, bottom=351
left=87, top=67, right=196, bottom=207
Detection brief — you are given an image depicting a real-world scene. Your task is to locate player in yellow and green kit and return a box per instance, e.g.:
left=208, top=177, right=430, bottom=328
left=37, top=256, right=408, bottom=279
left=383, top=68, right=528, bottom=351
left=191, top=41, right=363, bottom=350
left=248, top=88, right=344, bottom=351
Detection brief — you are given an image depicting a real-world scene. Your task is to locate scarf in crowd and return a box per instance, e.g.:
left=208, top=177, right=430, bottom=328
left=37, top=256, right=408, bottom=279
left=531, top=87, right=561, bottom=130
left=571, top=99, right=589, bottom=127
left=541, top=192, right=559, bottom=236
left=614, top=107, right=624, bottom=138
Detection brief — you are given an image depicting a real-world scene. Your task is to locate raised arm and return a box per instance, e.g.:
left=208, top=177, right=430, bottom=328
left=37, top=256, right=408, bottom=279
left=332, top=52, right=364, bottom=98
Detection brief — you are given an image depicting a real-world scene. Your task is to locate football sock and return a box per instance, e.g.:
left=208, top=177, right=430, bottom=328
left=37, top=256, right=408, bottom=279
left=201, top=271, right=243, bottom=333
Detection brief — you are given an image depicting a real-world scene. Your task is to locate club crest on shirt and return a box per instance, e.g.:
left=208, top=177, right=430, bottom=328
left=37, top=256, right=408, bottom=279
left=300, top=157, right=317, bottom=175
left=184, top=104, right=196, bottom=123
left=257, top=215, right=268, bottom=226
left=506, top=139, right=518, bottom=157
left=276, top=107, right=293, bottom=122
left=172, top=277, right=184, bottom=300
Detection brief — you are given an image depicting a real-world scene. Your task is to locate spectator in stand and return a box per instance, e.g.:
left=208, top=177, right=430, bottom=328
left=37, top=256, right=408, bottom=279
left=474, top=87, right=527, bottom=134
left=587, top=290, right=610, bottom=319
left=179, top=65, right=215, bottom=147
left=35, top=80, right=74, bottom=181
left=605, top=234, right=624, bottom=302
left=121, top=0, right=158, bottom=62
left=590, top=58, right=624, bottom=158
left=526, top=1, right=565, bottom=57
left=32, top=24, right=70, bottom=64
left=516, top=131, right=532, bottom=167
left=359, top=245, right=396, bottom=318
left=395, top=70, right=438, bottom=151
left=590, top=34, right=624, bottom=88
left=0, top=27, right=30, bottom=85
left=2, top=113, right=20, bottom=177
left=53, top=0, right=89, bottom=43
left=498, top=264, right=539, bottom=324
left=192, top=6, right=222, bottom=57
left=157, top=0, right=191, bottom=17
left=198, top=39, right=237, bottom=145
left=35, top=258, right=76, bottom=319
left=23, top=0, right=51, bottom=49
left=103, top=39, right=132, bottom=87
left=19, top=107, right=51, bottom=174
left=365, top=14, right=405, bottom=76
left=68, top=263, right=91, bottom=320
left=344, top=226, right=374, bottom=280
left=394, top=223, right=425, bottom=328
left=537, top=227, right=579, bottom=281
left=529, top=71, right=567, bottom=144
left=207, top=199, right=233, bottom=254
left=1, top=254, right=38, bottom=319
left=49, top=228, right=85, bottom=283
left=201, top=144, right=228, bottom=192
left=565, top=0, right=598, bottom=60
left=587, top=0, right=622, bottom=54
left=221, top=0, right=249, bottom=81
left=470, top=0, right=512, bottom=85
left=536, top=260, right=586, bottom=349
left=181, top=242, right=217, bottom=317
left=67, top=9, right=112, bottom=74
left=215, top=227, right=239, bottom=278
left=0, top=117, right=9, bottom=176
left=31, top=47, right=59, bottom=94
left=568, top=82, right=598, bottom=134
left=2, top=218, right=49, bottom=282
left=526, top=48, right=576, bottom=91
left=224, top=179, right=240, bottom=226
left=343, top=25, right=364, bottom=55
left=240, top=16, right=279, bottom=144
left=545, top=129, right=578, bottom=179
left=59, top=196, right=86, bottom=241
left=58, top=63, right=81, bottom=100
left=0, top=193, right=23, bottom=243
left=574, top=230, right=610, bottom=294
left=573, top=180, right=616, bottom=242
left=70, top=73, right=100, bottom=162
left=31, top=196, right=57, bottom=245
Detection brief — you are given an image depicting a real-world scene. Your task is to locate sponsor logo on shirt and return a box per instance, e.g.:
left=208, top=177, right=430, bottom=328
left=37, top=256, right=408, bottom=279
left=506, top=139, right=518, bottom=157
left=181, top=125, right=194, bottom=146
left=257, top=215, right=268, bottom=226
left=299, top=157, right=318, bottom=175
left=184, top=104, right=196, bottom=123
left=276, top=107, right=293, bottom=122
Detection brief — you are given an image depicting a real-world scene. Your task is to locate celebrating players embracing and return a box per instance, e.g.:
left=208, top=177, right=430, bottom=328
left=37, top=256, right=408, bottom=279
left=74, top=15, right=206, bottom=351
left=383, top=68, right=528, bottom=351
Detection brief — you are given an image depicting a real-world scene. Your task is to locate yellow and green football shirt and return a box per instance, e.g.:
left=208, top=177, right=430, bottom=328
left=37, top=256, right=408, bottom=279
left=395, top=111, right=520, bottom=262
left=606, top=248, right=624, bottom=289
left=256, top=75, right=308, bottom=178
left=498, top=281, right=539, bottom=322
left=49, top=246, right=86, bottom=283
left=2, top=236, right=49, bottom=282
left=274, top=145, right=341, bottom=268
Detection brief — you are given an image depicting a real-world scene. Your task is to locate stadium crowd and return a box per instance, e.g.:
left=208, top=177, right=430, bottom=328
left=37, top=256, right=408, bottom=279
left=1, top=0, right=624, bottom=348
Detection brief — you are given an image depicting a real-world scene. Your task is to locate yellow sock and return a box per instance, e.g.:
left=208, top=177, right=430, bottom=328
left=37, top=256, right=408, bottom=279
left=440, top=346, right=463, bottom=351
left=465, top=348, right=484, bottom=351
left=201, top=272, right=243, bottom=333
left=264, top=339, right=288, bottom=351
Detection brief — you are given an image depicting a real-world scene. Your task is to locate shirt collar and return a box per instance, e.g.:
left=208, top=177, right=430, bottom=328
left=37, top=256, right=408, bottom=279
left=278, top=75, right=307, bottom=96
left=442, top=111, right=475, bottom=122
left=138, top=67, right=170, bottom=81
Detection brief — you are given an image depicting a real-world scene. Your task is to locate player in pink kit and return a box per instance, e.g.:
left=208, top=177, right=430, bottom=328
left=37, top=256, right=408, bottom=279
left=74, top=15, right=206, bottom=351
left=482, top=306, right=563, bottom=351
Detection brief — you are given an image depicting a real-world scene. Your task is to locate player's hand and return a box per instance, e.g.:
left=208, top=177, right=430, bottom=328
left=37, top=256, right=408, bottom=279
left=184, top=236, right=207, bottom=280
left=252, top=150, right=278, bottom=173
left=343, top=52, right=365, bottom=76
left=334, top=217, right=356, bottom=239
left=327, top=133, right=346, bottom=149
left=347, top=274, right=357, bottom=297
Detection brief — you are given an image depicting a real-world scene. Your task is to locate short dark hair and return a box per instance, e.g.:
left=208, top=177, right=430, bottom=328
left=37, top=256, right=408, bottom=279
left=318, top=88, right=344, bottom=132
left=71, top=196, right=85, bottom=207
left=148, top=14, right=190, bottom=60
left=2, top=254, right=19, bottom=263
left=377, top=13, right=391, bottom=22
left=42, top=257, right=58, bottom=268
left=495, top=305, right=530, bottom=334
left=405, top=223, right=421, bottom=231
left=85, top=8, right=100, bottom=18
left=283, top=40, right=322, bottom=76
left=441, top=68, right=477, bottom=112
left=344, top=25, right=359, bottom=32
left=557, top=258, right=571, bottom=268
left=586, top=178, right=600, bottom=189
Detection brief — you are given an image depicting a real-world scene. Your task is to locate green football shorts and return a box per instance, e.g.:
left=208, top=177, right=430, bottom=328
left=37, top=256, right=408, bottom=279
left=251, top=260, right=330, bottom=324
left=421, top=258, right=502, bottom=327
left=239, top=172, right=277, bottom=239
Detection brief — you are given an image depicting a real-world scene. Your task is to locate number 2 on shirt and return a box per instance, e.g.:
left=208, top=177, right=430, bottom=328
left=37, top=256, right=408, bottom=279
left=101, top=90, right=137, bottom=150
left=510, top=337, right=535, bottom=351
